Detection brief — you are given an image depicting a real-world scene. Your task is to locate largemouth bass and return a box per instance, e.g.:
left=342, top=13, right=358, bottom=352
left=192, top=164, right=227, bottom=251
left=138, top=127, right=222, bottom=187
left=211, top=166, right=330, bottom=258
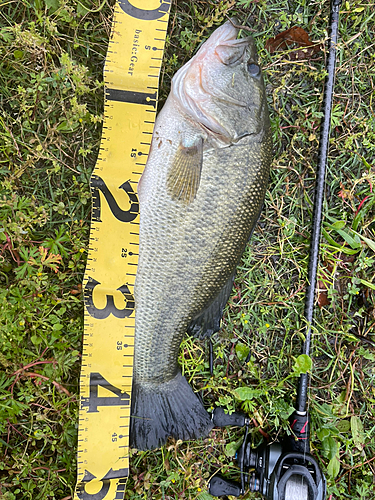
left=130, top=19, right=272, bottom=450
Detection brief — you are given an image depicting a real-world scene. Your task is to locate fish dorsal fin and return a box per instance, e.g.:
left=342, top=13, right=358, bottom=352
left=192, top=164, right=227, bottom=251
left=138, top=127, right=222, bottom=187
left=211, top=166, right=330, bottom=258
left=167, top=138, right=203, bottom=205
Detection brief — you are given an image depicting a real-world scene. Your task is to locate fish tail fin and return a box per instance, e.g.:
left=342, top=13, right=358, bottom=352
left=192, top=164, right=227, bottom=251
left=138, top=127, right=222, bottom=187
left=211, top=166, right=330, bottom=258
left=130, top=372, right=213, bottom=450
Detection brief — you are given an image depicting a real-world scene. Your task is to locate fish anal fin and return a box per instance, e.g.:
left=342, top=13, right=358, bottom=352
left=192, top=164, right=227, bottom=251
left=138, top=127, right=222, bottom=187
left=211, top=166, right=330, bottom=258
left=167, top=138, right=203, bottom=204
left=188, top=271, right=236, bottom=339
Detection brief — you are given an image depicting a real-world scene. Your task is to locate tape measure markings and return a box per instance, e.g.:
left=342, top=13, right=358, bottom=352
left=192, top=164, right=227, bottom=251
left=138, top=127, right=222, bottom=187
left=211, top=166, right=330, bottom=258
left=75, top=2, right=170, bottom=499
left=105, top=89, right=158, bottom=105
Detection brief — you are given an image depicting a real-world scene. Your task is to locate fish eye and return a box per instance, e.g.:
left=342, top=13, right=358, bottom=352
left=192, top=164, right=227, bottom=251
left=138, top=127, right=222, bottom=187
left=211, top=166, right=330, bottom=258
left=247, top=62, right=260, bottom=76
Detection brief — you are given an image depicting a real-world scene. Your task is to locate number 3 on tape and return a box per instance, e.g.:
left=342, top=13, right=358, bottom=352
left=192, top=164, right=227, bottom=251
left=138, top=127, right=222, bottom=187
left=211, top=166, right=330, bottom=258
left=74, top=2, right=170, bottom=499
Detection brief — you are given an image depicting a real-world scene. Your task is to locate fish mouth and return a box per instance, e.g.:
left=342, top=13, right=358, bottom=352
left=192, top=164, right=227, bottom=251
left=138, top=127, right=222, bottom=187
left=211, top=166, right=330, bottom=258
left=199, top=122, right=256, bottom=146
left=203, top=17, right=240, bottom=45
left=171, top=20, right=260, bottom=144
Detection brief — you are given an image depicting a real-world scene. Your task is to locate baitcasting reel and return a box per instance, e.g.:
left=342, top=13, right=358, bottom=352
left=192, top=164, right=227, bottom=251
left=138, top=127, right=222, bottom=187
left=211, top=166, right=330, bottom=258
left=208, top=408, right=326, bottom=500
left=209, top=408, right=326, bottom=500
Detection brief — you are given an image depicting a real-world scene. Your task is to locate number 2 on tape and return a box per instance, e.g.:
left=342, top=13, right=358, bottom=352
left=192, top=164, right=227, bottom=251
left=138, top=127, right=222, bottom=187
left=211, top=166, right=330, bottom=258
left=90, top=175, right=139, bottom=224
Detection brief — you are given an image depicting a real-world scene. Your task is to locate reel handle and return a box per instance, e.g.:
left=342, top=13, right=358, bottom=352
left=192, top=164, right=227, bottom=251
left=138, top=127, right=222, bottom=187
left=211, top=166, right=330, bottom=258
left=212, top=407, right=248, bottom=427
left=208, top=475, right=242, bottom=497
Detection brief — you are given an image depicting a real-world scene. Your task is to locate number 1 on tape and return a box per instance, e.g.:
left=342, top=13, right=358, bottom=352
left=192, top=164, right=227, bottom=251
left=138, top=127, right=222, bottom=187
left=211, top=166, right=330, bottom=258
left=74, top=2, right=170, bottom=499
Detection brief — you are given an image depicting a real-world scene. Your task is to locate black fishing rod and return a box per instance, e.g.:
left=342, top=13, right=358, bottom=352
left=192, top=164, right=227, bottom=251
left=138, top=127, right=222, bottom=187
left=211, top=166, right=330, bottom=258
left=208, top=0, right=342, bottom=498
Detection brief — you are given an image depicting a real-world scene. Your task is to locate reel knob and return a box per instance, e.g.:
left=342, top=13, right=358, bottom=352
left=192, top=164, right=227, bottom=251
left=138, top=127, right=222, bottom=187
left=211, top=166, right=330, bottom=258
left=208, top=475, right=242, bottom=497
left=212, top=407, right=248, bottom=427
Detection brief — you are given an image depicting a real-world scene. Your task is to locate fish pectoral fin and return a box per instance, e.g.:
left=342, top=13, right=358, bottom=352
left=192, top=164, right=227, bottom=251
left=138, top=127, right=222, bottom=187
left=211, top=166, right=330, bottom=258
left=167, top=137, right=203, bottom=204
left=187, top=270, right=236, bottom=339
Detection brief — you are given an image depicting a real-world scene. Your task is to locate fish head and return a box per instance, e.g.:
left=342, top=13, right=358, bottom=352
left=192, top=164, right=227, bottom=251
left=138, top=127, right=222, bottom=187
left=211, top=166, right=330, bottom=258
left=172, top=20, right=269, bottom=145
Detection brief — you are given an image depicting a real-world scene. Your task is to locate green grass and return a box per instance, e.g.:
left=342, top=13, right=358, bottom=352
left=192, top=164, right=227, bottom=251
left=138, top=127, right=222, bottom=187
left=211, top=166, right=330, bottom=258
left=1, top=0, right=374, bottom=499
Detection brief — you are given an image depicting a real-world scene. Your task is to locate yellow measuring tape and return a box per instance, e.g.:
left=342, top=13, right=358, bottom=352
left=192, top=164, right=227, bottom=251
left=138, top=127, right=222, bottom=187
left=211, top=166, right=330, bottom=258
left=74, top=2, right=170, bottom=498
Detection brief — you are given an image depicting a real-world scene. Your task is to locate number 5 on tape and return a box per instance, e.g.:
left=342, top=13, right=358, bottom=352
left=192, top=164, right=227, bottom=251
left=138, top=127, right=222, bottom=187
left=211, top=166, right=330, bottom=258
left=74, top=1, right=170, bottom=499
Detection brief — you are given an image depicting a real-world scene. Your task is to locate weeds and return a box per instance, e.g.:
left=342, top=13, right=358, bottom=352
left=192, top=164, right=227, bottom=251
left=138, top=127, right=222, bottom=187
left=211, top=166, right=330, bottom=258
left=0, top=0, right=112, bottom=497
left=0, top=0, right=374, bottom=499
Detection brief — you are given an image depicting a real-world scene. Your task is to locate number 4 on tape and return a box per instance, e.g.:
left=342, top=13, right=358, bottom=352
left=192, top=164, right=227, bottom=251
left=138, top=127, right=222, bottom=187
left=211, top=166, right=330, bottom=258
left=81, top=373, right=130, bottom=413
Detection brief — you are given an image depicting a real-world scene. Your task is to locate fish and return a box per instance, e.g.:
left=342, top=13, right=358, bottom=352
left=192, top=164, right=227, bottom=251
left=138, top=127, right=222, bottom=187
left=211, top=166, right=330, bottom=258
left=130, top=19, right=272, bottom=450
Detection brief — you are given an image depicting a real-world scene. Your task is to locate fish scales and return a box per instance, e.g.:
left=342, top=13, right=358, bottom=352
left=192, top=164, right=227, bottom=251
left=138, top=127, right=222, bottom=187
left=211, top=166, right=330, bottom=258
left=135, top=137, right=271, bottom=379
left=130, top=19, right=272, bottom=450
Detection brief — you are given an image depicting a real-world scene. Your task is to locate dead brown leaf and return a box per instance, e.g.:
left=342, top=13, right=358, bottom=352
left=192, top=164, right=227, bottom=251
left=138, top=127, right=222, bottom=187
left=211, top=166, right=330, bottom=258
left=317, top=261, right=334, bottom=308
left=317, top=282, right=330, bottom=308
left=70, top=283, right=82, bottom=295
left=266, top=26, right=321, bottom=60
